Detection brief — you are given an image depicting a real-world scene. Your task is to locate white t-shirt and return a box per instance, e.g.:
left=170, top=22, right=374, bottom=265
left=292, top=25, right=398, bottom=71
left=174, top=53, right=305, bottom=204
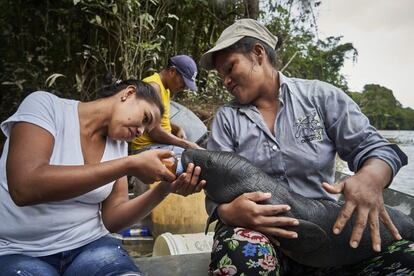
left=0, top=91, right=128, bottom=257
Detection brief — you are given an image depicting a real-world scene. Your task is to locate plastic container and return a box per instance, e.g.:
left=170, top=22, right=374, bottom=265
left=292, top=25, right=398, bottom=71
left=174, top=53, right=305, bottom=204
left=153, top=232, right=214, bottom=256
left=150, top=183, right=210, bottom=237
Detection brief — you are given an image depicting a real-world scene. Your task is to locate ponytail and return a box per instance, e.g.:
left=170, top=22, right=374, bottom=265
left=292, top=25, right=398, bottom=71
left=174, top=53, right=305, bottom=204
left=99, top=72, right=164, bottom=116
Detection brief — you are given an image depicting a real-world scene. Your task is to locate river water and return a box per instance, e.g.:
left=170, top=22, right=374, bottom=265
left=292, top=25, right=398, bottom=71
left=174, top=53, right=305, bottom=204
left=338, top=130, right=414, bottom=196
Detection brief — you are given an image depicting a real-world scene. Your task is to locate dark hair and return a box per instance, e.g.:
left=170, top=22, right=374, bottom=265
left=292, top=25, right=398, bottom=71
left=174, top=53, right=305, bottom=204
left=100, top=73, right=164, bottom=116
left=214, top=36, right=277, bottom=68
left=167, top=58, right=174, bottom=68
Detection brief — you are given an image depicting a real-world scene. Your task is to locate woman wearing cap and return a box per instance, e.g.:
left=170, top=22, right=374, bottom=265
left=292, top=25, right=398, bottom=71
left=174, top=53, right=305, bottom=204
left=201, top=19, right=412, bottom=275
left=131, top=55, right=203, bottom=155
left=0, top=79, right=205, bottom=275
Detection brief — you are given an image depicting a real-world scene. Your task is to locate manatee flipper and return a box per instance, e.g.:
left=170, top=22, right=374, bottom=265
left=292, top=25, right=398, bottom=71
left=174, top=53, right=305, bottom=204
left=279, top=219, right=328, bottom=254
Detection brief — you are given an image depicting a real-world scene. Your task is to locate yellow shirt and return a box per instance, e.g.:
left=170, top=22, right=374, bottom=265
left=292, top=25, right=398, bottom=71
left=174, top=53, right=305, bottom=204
left=130, top=73, right=172, bottom=150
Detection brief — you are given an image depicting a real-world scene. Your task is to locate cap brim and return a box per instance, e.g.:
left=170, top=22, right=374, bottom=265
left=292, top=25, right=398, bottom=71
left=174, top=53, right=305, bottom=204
left=183, top=76, right=198, bottom=92
left=200, top=36, right=244, bottom=70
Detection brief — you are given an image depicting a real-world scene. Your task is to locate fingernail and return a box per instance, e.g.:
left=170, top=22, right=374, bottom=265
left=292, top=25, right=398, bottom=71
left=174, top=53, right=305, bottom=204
left=286, top=206, right=291, bottom=211
left=264, top=192, right=271, bottom=197
left=374, top=244, right=381, bottom=252
left=333, top=228, right=340, bottom=234
left=351, top=241, right=358, bottom=248
left=397, top=234, right=402, bottom=240
left=292, top=233, right=298, bottom=238
left=293, top=220, right=299, bottom=225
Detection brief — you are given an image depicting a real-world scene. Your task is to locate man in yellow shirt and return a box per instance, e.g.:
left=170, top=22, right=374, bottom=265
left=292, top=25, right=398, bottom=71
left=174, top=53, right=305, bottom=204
left=131, top=55, right=202, bottom=156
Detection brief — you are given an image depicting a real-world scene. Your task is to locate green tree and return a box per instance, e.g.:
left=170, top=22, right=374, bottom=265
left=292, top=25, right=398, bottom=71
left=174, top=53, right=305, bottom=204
left=359, top=84, right=397, bottom=129
left=264, top=2, right=357, bottom=91
left=349, top=84, right=414, bottom=130
left=4, top=0, right=408, bottom=151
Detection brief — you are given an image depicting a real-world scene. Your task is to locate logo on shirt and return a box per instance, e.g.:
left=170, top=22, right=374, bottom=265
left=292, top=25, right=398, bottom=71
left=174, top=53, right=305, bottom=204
left=294, top=112, right=323, bottom=143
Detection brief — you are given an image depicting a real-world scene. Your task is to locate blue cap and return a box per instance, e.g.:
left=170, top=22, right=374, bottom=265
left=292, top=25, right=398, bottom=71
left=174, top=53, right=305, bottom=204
left=170, top=55, right=198, bottom=92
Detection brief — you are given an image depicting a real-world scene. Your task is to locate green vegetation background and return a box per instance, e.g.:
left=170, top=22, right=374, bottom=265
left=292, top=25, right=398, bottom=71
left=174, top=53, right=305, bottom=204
left=1, top=0, right=413, bottom=150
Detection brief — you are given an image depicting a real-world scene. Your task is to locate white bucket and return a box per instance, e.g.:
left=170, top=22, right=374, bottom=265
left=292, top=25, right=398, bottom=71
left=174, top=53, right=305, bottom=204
left=153, top=232, right=214, bottom=256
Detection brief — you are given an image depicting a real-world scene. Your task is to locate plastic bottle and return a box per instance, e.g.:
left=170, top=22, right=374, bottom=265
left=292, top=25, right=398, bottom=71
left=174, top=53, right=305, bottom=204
left=175, top=155, right=184, bottom=175
left=163, top=155, right=184, bottom=176
left=119, top=226, right=151, bottom=237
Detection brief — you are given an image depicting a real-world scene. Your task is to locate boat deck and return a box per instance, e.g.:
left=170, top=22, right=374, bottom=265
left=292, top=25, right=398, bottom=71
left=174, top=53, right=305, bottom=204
left=134, top=253, right=210, bottom=276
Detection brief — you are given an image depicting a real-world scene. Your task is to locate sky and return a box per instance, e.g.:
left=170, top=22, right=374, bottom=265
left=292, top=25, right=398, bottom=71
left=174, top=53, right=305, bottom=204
left=317, top=0, right=414, bottom=109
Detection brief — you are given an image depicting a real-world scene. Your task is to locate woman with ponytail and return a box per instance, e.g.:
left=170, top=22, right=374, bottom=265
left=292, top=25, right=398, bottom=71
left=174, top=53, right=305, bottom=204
left=0, top=78, right=205, bottom=275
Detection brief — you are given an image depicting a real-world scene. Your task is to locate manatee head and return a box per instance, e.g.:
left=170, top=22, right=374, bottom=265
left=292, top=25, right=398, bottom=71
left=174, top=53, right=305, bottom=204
left=181, top=149, right=230, bottom=184
left=181, top=149, right=259, bottom=203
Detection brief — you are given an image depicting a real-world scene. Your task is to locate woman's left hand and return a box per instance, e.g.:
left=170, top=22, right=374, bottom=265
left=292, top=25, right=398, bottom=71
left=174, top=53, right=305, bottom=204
left=322, top=158, right=402, bottom=252
left=160, top=163, right=206, bottom=197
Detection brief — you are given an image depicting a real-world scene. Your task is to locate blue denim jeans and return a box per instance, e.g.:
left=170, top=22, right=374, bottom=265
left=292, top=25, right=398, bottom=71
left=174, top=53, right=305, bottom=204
left=0, top=235, right=141, bottom=276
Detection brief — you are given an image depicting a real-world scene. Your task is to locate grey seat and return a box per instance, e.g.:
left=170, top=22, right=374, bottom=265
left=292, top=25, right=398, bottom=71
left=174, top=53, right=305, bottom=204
left=169, top=101, right=208, bottom=145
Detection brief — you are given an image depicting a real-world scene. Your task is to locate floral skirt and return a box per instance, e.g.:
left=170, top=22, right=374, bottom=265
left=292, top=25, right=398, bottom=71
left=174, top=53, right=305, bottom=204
left=208, top=222, right=414, bottom=276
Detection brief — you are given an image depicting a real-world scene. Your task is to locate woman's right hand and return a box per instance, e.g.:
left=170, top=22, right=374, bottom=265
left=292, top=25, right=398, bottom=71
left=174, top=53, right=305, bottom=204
left=217, top=192, right=299, bottom=240
left=128, top=149, right=176, bottom=184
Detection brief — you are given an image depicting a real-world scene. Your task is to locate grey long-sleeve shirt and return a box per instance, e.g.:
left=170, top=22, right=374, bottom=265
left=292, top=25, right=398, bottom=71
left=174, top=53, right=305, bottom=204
left=205, top=72, right=407, bottom=227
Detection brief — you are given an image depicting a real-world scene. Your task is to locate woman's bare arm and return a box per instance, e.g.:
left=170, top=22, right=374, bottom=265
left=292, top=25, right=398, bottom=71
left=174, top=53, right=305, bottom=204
left=6, top=122, right=175, bottom=206
left=101, top=163, right=206, bottom=232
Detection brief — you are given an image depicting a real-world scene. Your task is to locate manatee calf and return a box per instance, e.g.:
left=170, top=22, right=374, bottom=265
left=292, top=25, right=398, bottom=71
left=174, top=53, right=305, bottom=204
left=180, top=149, right=414, bottom=267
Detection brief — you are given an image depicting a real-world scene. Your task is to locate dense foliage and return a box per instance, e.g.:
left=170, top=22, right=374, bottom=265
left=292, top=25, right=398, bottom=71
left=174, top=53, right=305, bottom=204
left=1, top=0, right=412, bottom=151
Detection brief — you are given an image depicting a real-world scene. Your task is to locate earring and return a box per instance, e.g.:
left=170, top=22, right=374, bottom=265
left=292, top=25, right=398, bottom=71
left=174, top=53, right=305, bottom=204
left=121, top=96, right=127, bottom=102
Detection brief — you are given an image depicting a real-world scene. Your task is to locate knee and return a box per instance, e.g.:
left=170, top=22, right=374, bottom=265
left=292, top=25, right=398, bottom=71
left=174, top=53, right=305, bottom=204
left=212, top=226, right=276, bottom=260
left=68, top=244, right=140, bottom=276
left=210, top=226, right=280, bottom=275
left=0, top=255, right=58, bottom=276
left=84, top=243, right=130, bottom=264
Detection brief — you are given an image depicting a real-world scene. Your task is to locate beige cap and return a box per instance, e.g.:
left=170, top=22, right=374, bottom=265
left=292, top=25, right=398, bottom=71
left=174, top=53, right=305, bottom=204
left=200, top=18, right=278, bottom=70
